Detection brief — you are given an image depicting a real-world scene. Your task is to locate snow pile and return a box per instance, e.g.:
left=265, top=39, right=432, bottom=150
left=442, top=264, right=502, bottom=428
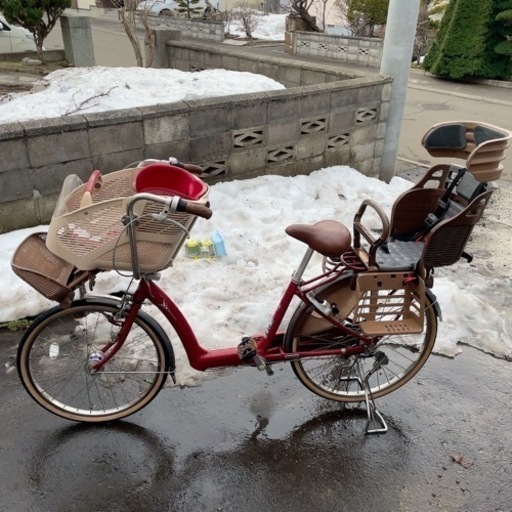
left=0, top=66, right=285, bottom=125
left=2, top=167, right=510, bottom=386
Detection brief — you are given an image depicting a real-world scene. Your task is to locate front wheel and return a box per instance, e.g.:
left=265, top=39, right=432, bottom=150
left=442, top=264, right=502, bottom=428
left=285, top=278, right=437, bottom=402
left=17, top=298, right=173, bottom=422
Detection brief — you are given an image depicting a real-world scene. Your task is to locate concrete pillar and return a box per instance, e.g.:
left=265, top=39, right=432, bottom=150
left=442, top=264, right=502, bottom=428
left=60, top=14, right=95, bottom=67
left=379, top=0, right=421, bottom=182
left=148, top=28, right=181, bottom=68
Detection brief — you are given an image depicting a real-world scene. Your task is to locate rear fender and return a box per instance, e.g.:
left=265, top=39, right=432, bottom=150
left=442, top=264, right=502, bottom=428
left=426, top=288, right=442, bottom=321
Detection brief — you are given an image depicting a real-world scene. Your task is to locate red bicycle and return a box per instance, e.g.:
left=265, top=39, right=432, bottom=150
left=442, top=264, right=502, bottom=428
left=12, top=121, right=511, bottom=434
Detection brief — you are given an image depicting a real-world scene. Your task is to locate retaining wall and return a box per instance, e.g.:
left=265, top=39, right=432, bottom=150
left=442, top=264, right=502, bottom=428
left=137, top=14, right=225, bottom=42
left=293, top=32, right=383, bottom=68
left=0, top=38, right=390, bottom=233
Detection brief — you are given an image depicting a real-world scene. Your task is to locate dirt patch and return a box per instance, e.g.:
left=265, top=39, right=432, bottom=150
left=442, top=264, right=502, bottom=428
left=0, top=83, right=33, bottom=95
left=0, top=59, right=69, bottom=75
left=0, top=60, right=70, bottom=95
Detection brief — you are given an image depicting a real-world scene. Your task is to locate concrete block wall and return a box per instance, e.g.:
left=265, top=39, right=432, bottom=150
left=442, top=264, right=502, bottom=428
left=163, top=40, right=390, bottom=178
left=137, top=14, right=225, bottom=42
left=166, top=39, right=358, bottom=87
left=0, top=42, right=390, bottom=233
left=294, top=32, right=383, bottom=68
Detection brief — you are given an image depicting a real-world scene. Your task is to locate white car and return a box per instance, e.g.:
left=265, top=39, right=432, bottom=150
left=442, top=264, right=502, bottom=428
left=136, top=0, right=207, bottom=17
left=0, top=15, right=37, bottom=53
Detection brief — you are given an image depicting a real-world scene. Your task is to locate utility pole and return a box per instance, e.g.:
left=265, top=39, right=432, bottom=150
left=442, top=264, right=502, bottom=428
left=379, top=0, right=421, bottom=182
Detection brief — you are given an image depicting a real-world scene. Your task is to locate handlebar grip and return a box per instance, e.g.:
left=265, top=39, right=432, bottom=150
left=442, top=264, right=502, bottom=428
left=182, top=163, right=204, bottom=175
left=80, top=170, right=102, bottom=208
left=177, top=198, right=213, bottom=219
left=169, top=158, right=203, bottom=175
left=85, top=170, right=102, bottom=194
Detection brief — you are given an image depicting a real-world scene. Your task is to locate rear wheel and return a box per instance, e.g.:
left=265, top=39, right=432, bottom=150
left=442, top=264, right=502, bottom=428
left=17, top=299, right=172, bottom=422
left=285, top=278, right=437, bottom=402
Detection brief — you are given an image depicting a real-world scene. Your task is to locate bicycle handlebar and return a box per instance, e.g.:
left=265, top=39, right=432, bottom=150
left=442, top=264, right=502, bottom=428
left=178, top=198, right=213, bottom=219
left=181, top=162, right=204, bottom=175
left=126, top=192, right=213, bottom=220
left=125, top=193, right=211, bottom=279
left=167, top=157, right=203, bottom=175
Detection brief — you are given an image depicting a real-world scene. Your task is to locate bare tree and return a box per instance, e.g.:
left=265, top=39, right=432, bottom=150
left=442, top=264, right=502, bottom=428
left=222, top=8, right=235, bottom=34
left=203, top=0, right=223, bottom=21
left=283, top=0, right=322, bottom=32
left=414, top=0, right=446, bottom=60
left=112, top=0, right=156, bottom=67
left=314, top=0, right=331, bottom=31
left=232, top=2, right=261, bottom=39
left=333, top=0, right=349, bottom=25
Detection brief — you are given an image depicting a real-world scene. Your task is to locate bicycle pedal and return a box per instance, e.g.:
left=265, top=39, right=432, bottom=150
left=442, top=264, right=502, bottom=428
left=238, top=336, right=257, bottom=361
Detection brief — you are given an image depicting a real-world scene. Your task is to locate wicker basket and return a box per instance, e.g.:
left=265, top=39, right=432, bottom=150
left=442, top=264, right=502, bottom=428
left=11, top=232, right=76, bottom=303
left=352, top=272, right=425, bottom=336
left=46, top=166, right=209, bottom=272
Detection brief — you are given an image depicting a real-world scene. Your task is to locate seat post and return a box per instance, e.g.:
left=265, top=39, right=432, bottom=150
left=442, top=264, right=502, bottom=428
left=291, top=247, right=315, bottom=284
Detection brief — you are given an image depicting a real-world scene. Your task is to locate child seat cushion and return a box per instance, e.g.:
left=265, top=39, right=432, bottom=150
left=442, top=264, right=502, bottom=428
left=376, top=241, right=425, bottom=272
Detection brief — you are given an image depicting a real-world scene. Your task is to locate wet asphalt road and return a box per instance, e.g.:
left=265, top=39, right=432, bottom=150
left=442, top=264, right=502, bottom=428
left=1, top=326, right=511, bottom=512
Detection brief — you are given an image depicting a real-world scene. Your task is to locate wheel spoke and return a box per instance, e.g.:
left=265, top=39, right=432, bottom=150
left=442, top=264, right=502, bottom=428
left=18, top=301, right=169, bottom=422
left=286, top=282, right=437, bottom=403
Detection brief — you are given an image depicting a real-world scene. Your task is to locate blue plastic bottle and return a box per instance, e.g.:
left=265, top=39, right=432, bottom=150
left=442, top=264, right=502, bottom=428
left=211, top=231, right=227, bottom=257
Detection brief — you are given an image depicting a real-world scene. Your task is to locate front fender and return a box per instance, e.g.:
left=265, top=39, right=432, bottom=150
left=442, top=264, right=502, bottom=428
left=79, top=296, right=176, bottom=373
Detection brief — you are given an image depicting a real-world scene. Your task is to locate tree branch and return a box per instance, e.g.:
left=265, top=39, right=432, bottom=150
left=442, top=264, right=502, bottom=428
left=64, top=86, right=119, bottom=116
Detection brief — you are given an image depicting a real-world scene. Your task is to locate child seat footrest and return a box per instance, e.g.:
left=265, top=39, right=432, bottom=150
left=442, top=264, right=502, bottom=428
left=353, top=272, right=425, bottom=336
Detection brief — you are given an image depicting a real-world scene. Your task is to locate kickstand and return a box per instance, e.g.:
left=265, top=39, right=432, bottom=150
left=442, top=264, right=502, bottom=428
left=339, top=373, right=388, bottom=434
left=358, top=352, right=389, bottom=435
left=363, top=380, right=388, bottom=435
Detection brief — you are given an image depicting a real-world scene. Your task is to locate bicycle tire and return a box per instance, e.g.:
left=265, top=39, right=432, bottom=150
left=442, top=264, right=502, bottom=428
left=284, top=277, right=437, bottom=402
left=17, top=297, right=174, bottom=422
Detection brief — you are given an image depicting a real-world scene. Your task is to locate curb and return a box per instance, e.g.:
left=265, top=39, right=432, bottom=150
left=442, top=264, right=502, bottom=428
left=410, top=66, right=512, bottom=90
left=407, top=84, right=512, bottom=107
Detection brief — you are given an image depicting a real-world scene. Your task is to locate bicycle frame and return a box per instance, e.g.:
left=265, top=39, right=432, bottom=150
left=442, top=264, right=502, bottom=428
left=97, top=247, right=371, bottom=374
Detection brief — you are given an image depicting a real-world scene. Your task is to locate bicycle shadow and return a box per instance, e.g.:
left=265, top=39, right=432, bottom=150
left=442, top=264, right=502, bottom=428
left=27, top=421, right=176, bottom=511
left=25, top=404, right=410, bottom=512
left=164, top=402, right=411, bottom=509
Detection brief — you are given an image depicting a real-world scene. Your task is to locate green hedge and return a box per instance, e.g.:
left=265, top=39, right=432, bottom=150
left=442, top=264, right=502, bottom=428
left=424, top=0, right=512, bottom=80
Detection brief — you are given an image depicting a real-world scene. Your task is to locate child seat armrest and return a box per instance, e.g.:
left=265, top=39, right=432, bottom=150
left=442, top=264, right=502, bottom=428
left=353, top=199, right=391, bottom=266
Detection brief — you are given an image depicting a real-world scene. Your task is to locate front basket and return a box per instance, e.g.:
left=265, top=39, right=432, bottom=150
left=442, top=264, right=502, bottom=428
left=46, top=166, right=209, bottom=272
left=11, top=232, right=76, bottom=303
